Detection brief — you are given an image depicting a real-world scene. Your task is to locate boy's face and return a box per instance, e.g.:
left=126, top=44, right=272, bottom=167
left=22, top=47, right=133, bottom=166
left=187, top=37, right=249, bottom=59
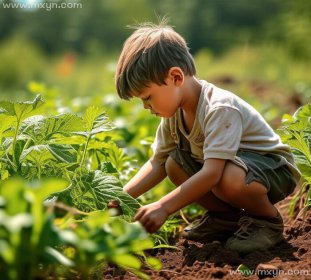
left=134, top=69, right=184, bottom=118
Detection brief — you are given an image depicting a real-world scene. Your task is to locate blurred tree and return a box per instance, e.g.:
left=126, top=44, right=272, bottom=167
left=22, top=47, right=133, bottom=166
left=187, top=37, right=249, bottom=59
left=73, top=0, right=154, bottom=54
left=152, top=0, right=283, bottom=53
left=265, top=0, right=311, bottom=60
left=0, top=0, right=19, bottom=38
left=0, top=0, right=309, bottom=59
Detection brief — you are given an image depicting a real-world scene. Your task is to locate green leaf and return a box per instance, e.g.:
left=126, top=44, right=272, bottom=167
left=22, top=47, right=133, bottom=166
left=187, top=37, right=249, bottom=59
left=92, top=171, right=140, bottom=217
left=0, top=115, right=15, bottom=139
left=19, top=113, right=85, bottom=144
left=29, top=178, right=69, bottom=202
left=101, top=161, right=118, bottom=174
left=45, top=246, right=75, bottom=267
left=0, top=179, right=28, bottom=215
left=146, top=257, right=162, bottom=270
left=20, top=144, right=77, bottom=165
left=85, top=210, right=110, bottom=228
left=0, top=94, right=43, bottom=121
left=237, top=264, right=252, bottom=277
left=295, top=103, right=311, bottom=119
left=109, top=219, right=149, bottom=246
left=82, top=106, right=114, bottom=136
left=130, top=239, right=154, bottom=252
left=1, top=170, right=9, bottom=180
left=111, top=254, right=141, bottom=270
left=48, top=144, right=78, bottom=163
left=60, top=170, right=140, bottom=216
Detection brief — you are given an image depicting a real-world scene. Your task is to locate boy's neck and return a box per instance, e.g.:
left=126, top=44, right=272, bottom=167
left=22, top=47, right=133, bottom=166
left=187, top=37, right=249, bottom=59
left=179, top=76, right=202, bottom=114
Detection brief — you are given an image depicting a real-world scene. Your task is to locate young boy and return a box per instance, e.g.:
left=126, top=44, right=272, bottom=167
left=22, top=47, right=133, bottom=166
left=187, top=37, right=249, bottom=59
left=114, top=22, right=301, bottom=253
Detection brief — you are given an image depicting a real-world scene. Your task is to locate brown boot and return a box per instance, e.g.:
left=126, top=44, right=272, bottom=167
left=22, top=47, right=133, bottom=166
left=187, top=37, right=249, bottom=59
left=181, top=210, right=244, bottom=243
left=225, top=213, right=284, bottom=253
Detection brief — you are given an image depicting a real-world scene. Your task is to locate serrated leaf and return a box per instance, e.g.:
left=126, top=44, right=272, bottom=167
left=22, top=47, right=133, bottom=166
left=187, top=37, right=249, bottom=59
left=20, top=144, right=77, bottom=165
left=92, top=171, right=140, bottom=217
left=101, top=161, right=118, bottom=174
left=0, top=94, right=43, bottom=121
left=54, top=170, right=140, bottom=217
left=19, top=114, right=85, bottom=144
left=48, top=144, right=77, bottom=163
left=294, top=104, right=311, bottom=119
left=20, top=145, right=56, bottom=165
left=18, top=115, right=45, bottom=143
left=83, top=107, right=114, bottom=136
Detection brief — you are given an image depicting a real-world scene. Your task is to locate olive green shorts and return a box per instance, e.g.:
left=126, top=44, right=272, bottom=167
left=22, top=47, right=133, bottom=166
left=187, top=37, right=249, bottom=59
left=169, top=149, right=297, bottom=204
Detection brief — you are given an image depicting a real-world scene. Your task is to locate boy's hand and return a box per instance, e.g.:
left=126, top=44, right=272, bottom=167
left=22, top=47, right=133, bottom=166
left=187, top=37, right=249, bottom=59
left=134, top=202, right=169, bottom=233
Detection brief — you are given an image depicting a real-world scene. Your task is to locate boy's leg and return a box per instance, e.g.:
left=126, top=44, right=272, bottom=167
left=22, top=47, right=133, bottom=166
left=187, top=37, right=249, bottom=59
left=213, top=161, right=289, bottom=253
left=165, top=156, right=236, bottom=212
left=212, top=162, right=278, bottom=217
left=166, top=153, right=292, bottom=251
left=165, top=156, right=243, bottom=242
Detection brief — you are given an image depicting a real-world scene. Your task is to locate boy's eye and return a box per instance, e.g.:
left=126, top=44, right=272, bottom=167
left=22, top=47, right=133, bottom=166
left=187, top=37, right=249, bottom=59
left=143, top=96, right=150, bottom=101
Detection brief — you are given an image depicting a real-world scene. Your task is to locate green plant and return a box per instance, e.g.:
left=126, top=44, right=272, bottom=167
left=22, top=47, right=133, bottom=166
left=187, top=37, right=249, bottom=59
left=279, top=104, right=311, bottom=216
left=0, top=177, right=160, bottom=280
left=48, top=169, right=140, bottom=218
left=0, top=96, right=141, bottom=216
left=0, top=94, right=44, bottom=172
left=0, top=177, right=69, bottom=280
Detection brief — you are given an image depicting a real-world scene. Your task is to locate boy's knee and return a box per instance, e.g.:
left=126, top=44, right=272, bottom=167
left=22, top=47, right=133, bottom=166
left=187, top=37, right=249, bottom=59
left=213, top=162, right=270, bottom=206
left=213, top=163, right=246, bottom=202
left=165, top=156, right=178, bottom=179
left=165, top=156, right=189, bottom=186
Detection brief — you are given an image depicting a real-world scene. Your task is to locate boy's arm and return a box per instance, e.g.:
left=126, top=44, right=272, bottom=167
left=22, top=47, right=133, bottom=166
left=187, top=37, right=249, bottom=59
left=135, top=158, right=227, bottom=233
left=123, top=157, right=167, bottom=198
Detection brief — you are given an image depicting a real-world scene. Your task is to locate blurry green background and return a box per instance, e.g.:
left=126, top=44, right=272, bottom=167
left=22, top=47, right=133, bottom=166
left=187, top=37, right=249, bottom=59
left=0, top=0, right=310, bottom=120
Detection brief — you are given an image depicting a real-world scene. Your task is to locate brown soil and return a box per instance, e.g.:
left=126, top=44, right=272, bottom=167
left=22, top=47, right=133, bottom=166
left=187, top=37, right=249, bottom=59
left=103, top=200, right=311, bottom=280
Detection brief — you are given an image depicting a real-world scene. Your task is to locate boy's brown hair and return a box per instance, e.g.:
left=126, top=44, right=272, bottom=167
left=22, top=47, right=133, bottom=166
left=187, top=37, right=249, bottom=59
left=115, top=22, right=196, bottom=100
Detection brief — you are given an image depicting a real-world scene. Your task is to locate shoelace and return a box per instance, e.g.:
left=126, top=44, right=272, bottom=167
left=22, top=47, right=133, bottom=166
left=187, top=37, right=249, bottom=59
left=191, top=212, right=212, bottom=229
left=234, top=216, right=283, bottom=240
left=234, top=216, right=264, bottom=240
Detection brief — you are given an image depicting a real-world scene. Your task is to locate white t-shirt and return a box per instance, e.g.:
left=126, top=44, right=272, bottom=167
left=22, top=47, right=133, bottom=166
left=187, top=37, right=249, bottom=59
left=152, top=80, right=301, bottom=181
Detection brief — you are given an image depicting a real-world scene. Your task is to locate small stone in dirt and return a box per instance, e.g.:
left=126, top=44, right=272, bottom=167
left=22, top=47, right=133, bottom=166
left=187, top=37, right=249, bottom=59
left=297, top=247, right=307, bottom=256
left=181, top=239, right=189, bottom=248
left=304, top=225, right=311, bottom=232
left=211, top=270, right=227, bottom=279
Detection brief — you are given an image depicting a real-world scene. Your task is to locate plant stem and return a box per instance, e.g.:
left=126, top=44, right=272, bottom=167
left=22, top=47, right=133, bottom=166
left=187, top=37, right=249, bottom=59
left=12, top=117, right=21, bottom=171
left=38, top=164, right=41, bottom=179
left=80, top=133, right=91, bottom=168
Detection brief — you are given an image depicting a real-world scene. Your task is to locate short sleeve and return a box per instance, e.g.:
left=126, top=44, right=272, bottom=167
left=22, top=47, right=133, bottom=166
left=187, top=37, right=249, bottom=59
left=203, top=107, right=242, bottom=160
left=151, top=118, right=177, bottom=165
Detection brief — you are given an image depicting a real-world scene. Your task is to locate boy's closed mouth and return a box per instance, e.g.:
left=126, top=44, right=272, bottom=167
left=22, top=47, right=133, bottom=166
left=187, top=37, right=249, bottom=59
left=150, top=110, right=159, bottom=116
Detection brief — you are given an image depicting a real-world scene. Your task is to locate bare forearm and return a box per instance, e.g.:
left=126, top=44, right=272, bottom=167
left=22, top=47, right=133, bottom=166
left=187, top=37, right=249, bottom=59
left=123, top=158, right=167, bottom=198
left=159, top=159, right=226, bottom=215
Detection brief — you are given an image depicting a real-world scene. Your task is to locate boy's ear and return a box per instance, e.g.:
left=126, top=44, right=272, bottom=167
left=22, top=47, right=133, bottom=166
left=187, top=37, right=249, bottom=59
left=167, top=67, right=184, bottom=86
